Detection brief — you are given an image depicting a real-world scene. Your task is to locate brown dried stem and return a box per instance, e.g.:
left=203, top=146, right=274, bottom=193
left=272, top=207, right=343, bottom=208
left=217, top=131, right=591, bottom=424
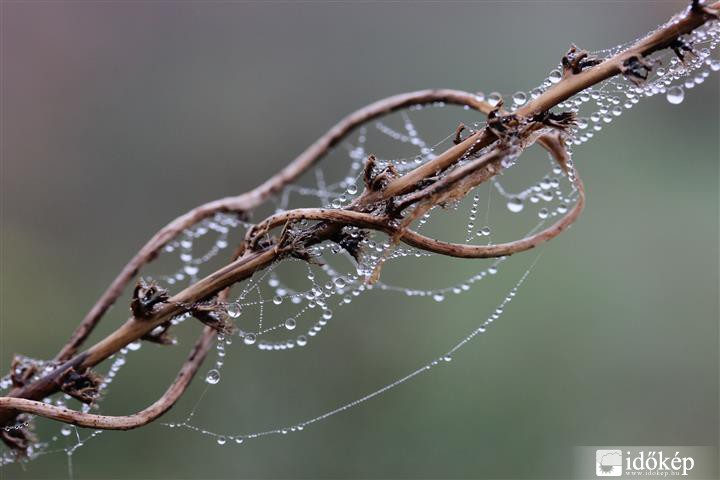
left=1, top=1, right=717, bottom=447
left=0, top=328, right=215, bottom=430
left=56, top=89, right=494, bottom=363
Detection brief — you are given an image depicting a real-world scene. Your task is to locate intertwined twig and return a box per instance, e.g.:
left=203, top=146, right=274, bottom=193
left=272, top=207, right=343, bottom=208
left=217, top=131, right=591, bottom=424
left=1, top=0, right=717, bottom=453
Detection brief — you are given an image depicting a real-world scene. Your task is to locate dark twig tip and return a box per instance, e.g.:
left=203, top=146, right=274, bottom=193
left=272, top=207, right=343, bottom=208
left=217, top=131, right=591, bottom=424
left=453, top=123, right=466, bottom=145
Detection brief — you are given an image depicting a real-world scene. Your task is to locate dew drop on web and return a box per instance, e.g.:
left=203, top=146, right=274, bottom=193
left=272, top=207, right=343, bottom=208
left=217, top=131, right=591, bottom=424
left=488, top=92, right=503, bottom=106
left=226, top=303, right=241, bottom=318
left=205, top=369, right=220, bottom=385
left=666, top=86, right=684, bottom=104
left=477, top=226, right=491, bottom=237
left=506, top=198, right=524, bottom=213
left=512, top=91, right=527, bottom=106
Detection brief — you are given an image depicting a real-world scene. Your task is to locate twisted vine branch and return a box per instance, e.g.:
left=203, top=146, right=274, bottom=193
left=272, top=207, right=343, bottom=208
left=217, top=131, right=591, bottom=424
left=1, top=0, right=717, bottom=452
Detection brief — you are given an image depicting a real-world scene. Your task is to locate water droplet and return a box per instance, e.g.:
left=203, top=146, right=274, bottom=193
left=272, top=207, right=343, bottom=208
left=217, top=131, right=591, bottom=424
left=666, top=86, right=684, bottom=104
left=487, top=92, right=502, bottom=107
left=346, top=184, right=358, bottom=195
left=217, top=436, right=227, bottom=445
left=548, top=69, right=562, bottom=83
left=272, top=296, right=283, bottom=305
left=226, top=303, right=241, bottom=318
left=205, top=369, right=220, bottom=385
left=322, top=310, right=333, bottom=320
left=235, top=437, right=244, bottom=445
left=284, top=318, right=296, bottom=330
left=512, top=91, right=527, bottom=106
left=127, top=341, right=142, bottom=351
left=433, top=293, right=445, bottom=302
left=506, top=198, right=524, bottom=213
left=442, top=355, right=453, bottom=362
left=184, top=265, right=199, bottom=276
left=538, top=208, right=549, bottom=219
left=61, top=426, right=72, bottom=437
left=296, top=335, right=308, bottom=347
left=243, top=333, right=256, bottom=345
left=477, top=226, right=491, bottom=237
left=334, top=277, right=347, bottom=289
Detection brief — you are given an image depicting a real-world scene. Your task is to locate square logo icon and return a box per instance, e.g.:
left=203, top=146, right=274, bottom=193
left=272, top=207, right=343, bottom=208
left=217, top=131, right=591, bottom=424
left=596, top=449, right=622, bottom=477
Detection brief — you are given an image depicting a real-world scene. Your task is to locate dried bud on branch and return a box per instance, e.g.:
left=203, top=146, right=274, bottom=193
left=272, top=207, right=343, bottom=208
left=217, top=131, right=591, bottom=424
left=562, top=44, right=601, bottom=77
left=10, top=357, right=38, bottom=388
left=330, top=228, right=368, bottom=262
left=621, top=55, right=654, bottom=85
left=130, top=279, right=169, bottom=319
left=59, top=367, right=102, bottom=404
left=534, top=110, right=577, bottom=130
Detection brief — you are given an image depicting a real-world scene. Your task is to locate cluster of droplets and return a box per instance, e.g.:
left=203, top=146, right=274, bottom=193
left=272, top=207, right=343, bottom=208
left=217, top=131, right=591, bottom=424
left=494, top=161, right=578, bottom=220
left=474, top=18, right=719, bottom=148
left=564, top=22, right=718, bottom=147
left=200, top=233, right=517, bottom=358
left=464, top=190, right=493, bottom=243
left=160, top=213, right=251, bottom=285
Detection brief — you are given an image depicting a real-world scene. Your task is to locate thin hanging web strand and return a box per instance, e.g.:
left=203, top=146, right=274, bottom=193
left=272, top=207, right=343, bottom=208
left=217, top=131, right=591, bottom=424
left=168, top=253, right=542, bottom=443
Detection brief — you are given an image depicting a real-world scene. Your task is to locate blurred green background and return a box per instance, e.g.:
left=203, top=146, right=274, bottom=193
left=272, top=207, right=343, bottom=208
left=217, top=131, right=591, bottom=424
left=1, top=1, right=717, bottom=479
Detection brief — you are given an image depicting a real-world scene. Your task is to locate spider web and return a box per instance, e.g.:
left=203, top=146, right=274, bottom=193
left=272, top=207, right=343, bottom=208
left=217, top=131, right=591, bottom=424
left=1, top=14, right=718, bottom=475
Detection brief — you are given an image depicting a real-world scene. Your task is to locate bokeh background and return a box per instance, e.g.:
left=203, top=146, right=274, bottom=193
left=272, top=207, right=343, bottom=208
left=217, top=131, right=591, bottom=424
left=1, top=1, right=718, bottom=479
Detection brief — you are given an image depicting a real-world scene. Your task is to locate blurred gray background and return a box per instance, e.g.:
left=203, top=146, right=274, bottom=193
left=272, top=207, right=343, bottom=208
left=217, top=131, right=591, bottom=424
left=1, top=1, right=718, bottom=479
